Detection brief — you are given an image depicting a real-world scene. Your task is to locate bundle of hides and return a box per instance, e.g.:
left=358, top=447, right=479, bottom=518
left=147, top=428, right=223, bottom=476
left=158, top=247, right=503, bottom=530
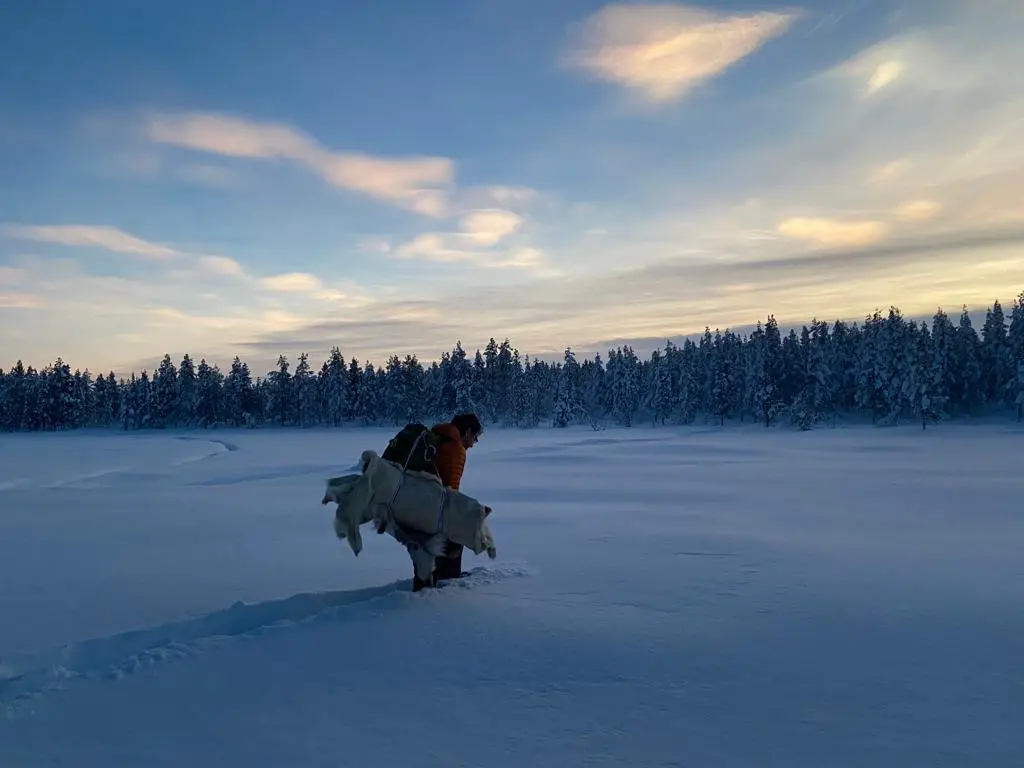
left=321, top=449, right=497, bottom=561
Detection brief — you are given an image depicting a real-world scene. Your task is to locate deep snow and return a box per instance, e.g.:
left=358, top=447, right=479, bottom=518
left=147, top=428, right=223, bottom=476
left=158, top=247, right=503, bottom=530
left=0, top=423, right=1021, bottom=766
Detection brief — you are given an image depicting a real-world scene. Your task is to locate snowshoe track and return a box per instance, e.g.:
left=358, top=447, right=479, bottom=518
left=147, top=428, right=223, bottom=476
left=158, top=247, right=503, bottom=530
left=0, top=563, right=530, bottom=715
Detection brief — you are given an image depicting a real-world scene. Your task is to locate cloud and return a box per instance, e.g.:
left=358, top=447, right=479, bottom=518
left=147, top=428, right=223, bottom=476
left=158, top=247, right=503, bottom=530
left=108, top=149, right=240, bottom=189
left=381, top=204, right=555, bottom=274
left=486, top=247, right=548, bottom=270
left=1, top=224, right=255, bottom=287
left=392, top=233, right=473, bottom=263
left=198, top=255, right=245, bottom=276
left=1, top=224, right=178, bottom=260
left=0, top=292, right=43, bottom=309
left=260, top=272, right=323, bottom=292
left=777, top=217, right=889, bottom=247
left=146, top=112, right=454, bottom=217
left=387, top=219, right=557, bottom=276
left=894, top=200, right=942, bottom=221
left=867, top=60, right=903, bottom=93
left=458, top=209, right=522, bottom=246
left=477, top=186, right=538, bottom=207
left=0, top=266, right=25, bottom=285
left=568, top=3, right=798, bottom=102
left=867, top=159, right=911, bottom=185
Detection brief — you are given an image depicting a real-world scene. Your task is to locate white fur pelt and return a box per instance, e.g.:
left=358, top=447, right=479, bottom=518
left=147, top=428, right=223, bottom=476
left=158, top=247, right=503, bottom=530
left=321, top=450, right=497, bottom=561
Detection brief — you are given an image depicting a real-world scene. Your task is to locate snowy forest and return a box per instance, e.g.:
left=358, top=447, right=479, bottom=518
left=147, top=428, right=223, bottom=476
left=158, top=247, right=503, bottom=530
left=2, top=294, right=1023, bottom=433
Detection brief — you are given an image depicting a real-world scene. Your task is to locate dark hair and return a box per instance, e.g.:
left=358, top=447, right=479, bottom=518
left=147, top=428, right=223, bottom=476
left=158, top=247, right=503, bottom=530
left=451, top=412, right=482, bottom=436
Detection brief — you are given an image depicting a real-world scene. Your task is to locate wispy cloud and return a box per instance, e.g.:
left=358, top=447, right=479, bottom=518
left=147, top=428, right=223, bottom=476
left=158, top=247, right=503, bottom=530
left=197, top=255, right=245, bottom=276
left=568, top=3, right=798, bottom=102
left=260, top=272, right=323, bottom=292
left=458, top=209, right=522, bottom=246
left=0, top=266, right=26, bottom=285
left=1, top=224, right=179, bottom=260
left=0, top=224, right=254, bottom=287
left=107, top=147, right=242, bottom=189
left=385, top=206, right=558, bottom=275
left=0, top=293, right=43, bottom=309
left=893, top=200, right=942, bottom=221
left=777, top=217, right=889, bottom=248
left=146, top=112, right=454, bottom=217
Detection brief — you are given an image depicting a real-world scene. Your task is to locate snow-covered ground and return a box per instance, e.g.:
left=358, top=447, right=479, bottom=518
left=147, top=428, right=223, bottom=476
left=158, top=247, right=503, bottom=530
left=0, top=423, right=1021, bottom=766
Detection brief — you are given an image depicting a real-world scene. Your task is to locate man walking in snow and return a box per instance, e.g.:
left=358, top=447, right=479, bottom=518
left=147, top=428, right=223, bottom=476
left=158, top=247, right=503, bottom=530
left=389, top=415, right=481, bottom=589
left=380, top=411, right=483, bottom=593
left=403, top=412, right=483, bottom=590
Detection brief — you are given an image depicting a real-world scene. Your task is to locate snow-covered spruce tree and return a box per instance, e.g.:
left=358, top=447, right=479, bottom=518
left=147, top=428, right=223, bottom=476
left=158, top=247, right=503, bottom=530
left=481, top=337, right=499, bottom=424
left=646, top=343, right=672, bottom=425
left=344, top=357, right=362, bottom=423
left=421, top=360, right=443, bottom=424
left=530, top=357, right=556, bottom=426
left=1005, top=291, right=1024, bottom=410
left=70, top=369, right=94, bottom=428
left=508, top=350, right=533, bottom=427
left=223, top=357, right=256, bottom=427
left=470, top=350, right=487, bottom=417
left=177, top=354, right=197, bottom=427
left=194, top=359, right=223, bottom=427
left=607, top=346, right=642, bottom=426
left=952, top=307, right=983, bottom=416
left=929, top=309, right=956, bottom=419
left=434, top=350, right=455, bottom=418
left=448, top=341, right=475, bottom=414
left=854, top=310, right=884, bottom=422
left=879, top=306, right=914, bottom=425
left=151, top=354, right=178, bottom=428
left=383, top=355, right=406, bottom=425
left=401, top=354, right=428, bottom=423
left=910, top=321, right=942, bottom=429
left=789, top=321, right=833, bottom=430
left=351, top=362, right=380, bottom=425
left=578, top=352, right=607, bottom=425
left=1, top=361, right=28, bottom=430
left=981, top=299, right=1011, bottom=407
left=321, top=346, right=347, bottom=427
left=266, top=354, right=294, bottom=426
left=293, top=353, right=319, bottom=427
left=674, top=341, right=700, bottom=425
left=552, top=347, right=583, bottom=428
left=747, top=318, right=784, bottom=427
left=494, top=339, right=516, bottom=427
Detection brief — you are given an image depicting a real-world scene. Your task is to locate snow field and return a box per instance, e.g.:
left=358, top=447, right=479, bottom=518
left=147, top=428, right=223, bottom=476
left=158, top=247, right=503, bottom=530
left=0, top=423, right=1021, bottom=766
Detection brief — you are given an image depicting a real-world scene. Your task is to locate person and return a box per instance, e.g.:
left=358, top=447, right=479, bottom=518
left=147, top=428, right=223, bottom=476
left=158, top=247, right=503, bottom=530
left=412, top=412, right=483, bottom=590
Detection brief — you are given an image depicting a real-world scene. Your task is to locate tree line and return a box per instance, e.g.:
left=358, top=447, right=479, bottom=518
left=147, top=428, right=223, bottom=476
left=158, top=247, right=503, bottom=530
left=1, top=292, right=1023, bottom=433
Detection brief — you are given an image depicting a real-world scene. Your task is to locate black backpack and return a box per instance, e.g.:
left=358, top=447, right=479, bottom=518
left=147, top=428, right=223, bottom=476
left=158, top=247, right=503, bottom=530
left=381, top=422, right=452, bottom=474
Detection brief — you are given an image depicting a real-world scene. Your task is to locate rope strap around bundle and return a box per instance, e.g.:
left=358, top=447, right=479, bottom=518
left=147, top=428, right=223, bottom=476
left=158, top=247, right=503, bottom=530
left=435, top=487, right=449, bottom=535
left=378, top=428, right=438, bottom=535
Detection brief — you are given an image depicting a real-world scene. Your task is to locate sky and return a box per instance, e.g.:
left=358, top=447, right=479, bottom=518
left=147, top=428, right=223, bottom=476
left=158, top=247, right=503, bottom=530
left=1, top=0, right=1023, bottom=377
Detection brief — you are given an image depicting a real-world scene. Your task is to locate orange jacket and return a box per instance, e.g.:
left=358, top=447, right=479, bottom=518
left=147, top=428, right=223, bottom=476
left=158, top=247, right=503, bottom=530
left=431, top=422, right=467, bottom=490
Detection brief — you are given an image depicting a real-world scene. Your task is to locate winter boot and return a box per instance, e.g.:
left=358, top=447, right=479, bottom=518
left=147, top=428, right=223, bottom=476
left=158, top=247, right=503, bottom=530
left=412, top=570, right=438, bottom=592
left=434, top=542, right=464, bottom=581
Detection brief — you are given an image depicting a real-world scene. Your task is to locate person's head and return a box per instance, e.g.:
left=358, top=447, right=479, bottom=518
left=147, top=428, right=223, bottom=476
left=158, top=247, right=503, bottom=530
left=451, top=412, right=483, bottom=449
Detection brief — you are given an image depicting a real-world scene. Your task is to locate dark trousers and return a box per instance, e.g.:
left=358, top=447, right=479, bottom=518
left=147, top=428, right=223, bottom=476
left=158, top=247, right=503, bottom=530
left=434, top=541, right=464, bottom=580
left=412, top=540, right=464, bottom=591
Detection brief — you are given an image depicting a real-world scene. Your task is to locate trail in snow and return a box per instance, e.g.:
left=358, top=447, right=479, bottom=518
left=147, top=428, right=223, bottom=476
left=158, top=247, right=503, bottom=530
left=0, top=563, right=531, bottom=714
left=0, top=433, right=240, bottom=489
